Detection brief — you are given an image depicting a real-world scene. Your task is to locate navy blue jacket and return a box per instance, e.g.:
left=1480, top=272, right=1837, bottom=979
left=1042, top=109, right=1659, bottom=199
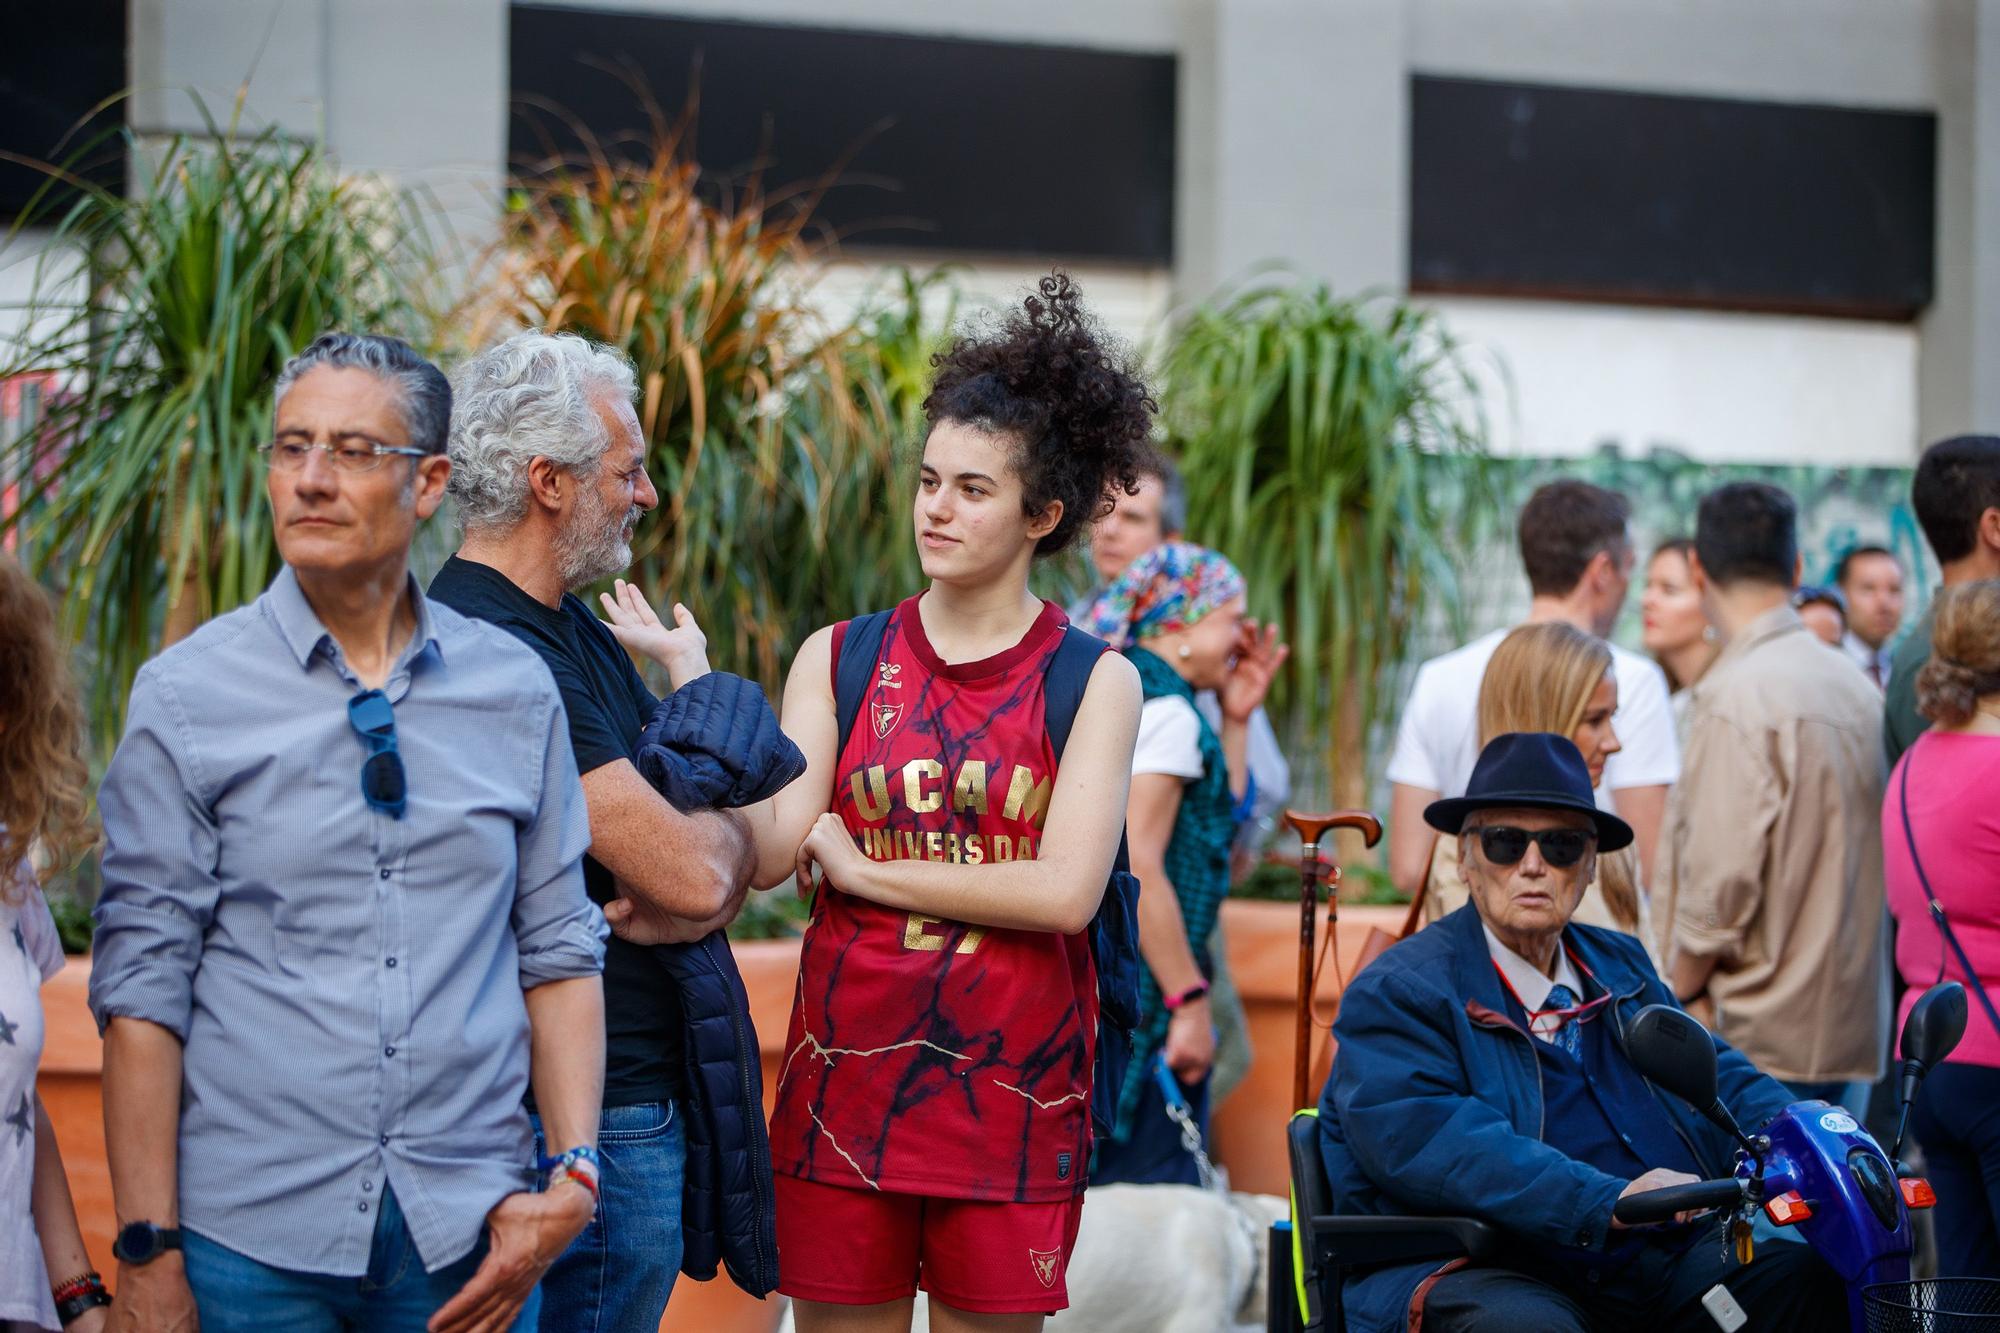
left=635, top=671, right=804, bottom=1296
left=1317, top=904, right=1793, bottom=1333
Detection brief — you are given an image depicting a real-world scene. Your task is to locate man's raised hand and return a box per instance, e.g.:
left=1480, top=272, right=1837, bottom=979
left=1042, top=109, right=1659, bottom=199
left=598, top=580, right=710, bottom=688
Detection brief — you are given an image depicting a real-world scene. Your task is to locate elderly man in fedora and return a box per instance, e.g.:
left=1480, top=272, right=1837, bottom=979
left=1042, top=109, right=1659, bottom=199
left=1317, top=733, right=1846, bottom=1332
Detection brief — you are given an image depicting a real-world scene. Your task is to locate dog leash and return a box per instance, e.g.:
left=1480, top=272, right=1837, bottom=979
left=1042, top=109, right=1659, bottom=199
left=1151, top=1054, right=1222, bottom=1192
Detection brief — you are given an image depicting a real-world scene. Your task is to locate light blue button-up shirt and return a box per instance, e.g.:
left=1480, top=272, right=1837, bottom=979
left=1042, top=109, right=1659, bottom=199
left=90, top=566, right=605, bottom=1276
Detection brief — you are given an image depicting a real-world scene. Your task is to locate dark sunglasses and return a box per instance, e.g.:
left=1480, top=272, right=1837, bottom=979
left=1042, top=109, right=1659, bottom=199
left=347, top=690, right=407, bottom=819
left=1475, top=825, right=1595, bottom=869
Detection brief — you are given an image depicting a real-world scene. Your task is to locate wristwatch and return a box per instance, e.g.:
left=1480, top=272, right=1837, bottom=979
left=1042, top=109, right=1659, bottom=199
left=112, top=1220, right=183, bottom=1265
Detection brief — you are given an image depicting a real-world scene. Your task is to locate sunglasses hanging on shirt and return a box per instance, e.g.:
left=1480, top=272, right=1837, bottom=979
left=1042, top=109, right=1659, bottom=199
left=348, top=689, right=407, bottom=819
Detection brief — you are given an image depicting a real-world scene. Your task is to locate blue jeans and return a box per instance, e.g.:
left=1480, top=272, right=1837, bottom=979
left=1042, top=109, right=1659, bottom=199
left=1909, top=1061, right=2000, bottom=1278
left=531, top=1099, right=686, bottom=1333
left=183, top=1186, right=539, bottom=1331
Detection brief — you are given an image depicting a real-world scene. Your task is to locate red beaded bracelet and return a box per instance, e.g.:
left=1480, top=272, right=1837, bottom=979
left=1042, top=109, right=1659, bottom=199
left=52, top=1272, right=107, bottom=1304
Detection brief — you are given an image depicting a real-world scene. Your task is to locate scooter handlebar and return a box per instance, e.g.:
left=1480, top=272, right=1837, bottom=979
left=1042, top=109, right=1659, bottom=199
left=1611, top=1177, right=1749, bottom=1225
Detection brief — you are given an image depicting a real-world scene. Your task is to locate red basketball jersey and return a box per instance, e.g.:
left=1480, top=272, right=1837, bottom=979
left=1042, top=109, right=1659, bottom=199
left=770, top=594, right=1098, bottom=1203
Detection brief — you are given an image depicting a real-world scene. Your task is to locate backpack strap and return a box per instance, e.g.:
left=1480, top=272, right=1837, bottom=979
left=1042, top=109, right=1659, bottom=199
left=1042, top=624, right=1109, bottom=762
left=1042, top=625, right=1135, bottom=872
left=832, top=609, right=894, bottom=754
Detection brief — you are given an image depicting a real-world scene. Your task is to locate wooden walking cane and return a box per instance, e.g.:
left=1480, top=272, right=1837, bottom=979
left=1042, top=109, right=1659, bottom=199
left=1282, top=809, right=1383, bottom=1111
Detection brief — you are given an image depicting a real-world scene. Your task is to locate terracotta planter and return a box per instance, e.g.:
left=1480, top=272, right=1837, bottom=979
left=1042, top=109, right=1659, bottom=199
left=1208, top=898, right=1409, bottom=1198
left=37, top=956, right=113, bottom=1273
left=38, top=912, right=1392, bottom=1321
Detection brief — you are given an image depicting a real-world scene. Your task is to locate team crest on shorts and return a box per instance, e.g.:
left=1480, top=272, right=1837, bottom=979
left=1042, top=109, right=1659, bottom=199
left=1029, top=1247, right=1062, bottom=1289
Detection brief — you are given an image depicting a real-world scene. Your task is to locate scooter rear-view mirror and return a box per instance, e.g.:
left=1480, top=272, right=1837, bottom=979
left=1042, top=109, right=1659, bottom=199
left=1627, top=1004, right=1720, bottom=1107
left=1892, top=982, right=1969, bottom=1162
left=1900, top=982, right=1968, bottom=1072
left=1627, top=1004, right=1761, bottom=1157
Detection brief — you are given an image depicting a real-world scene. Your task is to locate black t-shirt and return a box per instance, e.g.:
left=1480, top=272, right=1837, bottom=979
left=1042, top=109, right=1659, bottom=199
left=429, top=554, right=684, bottom=1105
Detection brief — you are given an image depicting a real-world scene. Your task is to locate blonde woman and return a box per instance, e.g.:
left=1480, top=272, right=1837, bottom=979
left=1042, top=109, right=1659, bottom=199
left=1423, top=623, right=1655, bottom=958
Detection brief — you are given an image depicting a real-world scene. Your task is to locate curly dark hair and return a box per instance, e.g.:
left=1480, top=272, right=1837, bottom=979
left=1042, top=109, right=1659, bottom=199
left=922, top=272, right=1156, bottom=557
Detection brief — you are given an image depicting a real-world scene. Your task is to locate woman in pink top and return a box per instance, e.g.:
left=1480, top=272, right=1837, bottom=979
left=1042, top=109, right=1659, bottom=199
left=1884, top=579, right=2000, bottom=1279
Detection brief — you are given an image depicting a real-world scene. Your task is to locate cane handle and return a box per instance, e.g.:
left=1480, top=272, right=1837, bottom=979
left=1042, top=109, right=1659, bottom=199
left=1283, top=809, right=1383, bottom=849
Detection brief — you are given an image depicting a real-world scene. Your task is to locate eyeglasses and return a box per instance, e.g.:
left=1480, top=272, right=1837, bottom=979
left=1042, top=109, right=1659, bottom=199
left=260, top=438, right=430, bottom=473
left=348, top=690, right=407, bottom=819
left=1475, top=825, right=1595, bottom=869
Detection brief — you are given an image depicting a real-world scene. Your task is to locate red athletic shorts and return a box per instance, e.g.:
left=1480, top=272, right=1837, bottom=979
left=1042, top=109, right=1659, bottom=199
left=774, top=1173, right=1087, bottom=1314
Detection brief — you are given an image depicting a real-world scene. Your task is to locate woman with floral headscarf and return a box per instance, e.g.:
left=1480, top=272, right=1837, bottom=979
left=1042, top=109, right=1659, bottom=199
left=1082, top=541, right=1289, bottom=1185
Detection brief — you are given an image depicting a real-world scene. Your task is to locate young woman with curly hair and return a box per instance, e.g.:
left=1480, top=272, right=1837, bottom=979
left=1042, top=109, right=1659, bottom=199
left=0, top=552, right=107, bottom=1332
left=604, top=275, right=1148, bottom=1330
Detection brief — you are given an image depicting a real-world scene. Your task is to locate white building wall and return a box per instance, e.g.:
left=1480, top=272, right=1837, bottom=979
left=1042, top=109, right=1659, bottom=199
left=1430, top=298, right=1921, bottom=467
left=12, top=0, right=1985, bottom=466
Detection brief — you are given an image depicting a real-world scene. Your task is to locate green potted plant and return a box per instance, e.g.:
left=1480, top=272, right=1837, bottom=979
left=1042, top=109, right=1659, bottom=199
left=1160, top=276, right=1494, bottom=823
left=1, top=111, right=438, bottom=753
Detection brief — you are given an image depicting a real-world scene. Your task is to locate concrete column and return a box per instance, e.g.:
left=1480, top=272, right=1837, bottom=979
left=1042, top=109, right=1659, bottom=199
left=1178, top=0, right=1407, bottom=303
left=1919, top=0, right=2000, bottom=445
left=322, top=0, right=508, bottom=256
left=129, top=0, right=329, bottom=138
left=129, top=0, right=508, bottom=291
left=1969, top=0, right=2000, bottom=432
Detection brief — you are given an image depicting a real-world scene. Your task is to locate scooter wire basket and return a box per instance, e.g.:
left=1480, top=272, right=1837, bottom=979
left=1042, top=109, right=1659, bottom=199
left=1865, top=1279, right=2000, bottom=1332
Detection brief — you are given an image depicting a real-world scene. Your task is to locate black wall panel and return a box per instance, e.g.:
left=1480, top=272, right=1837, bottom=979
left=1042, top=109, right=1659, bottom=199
left=509, top=5, right=1177, bottom=262
left=1, top=1, right=126, bottom=222
left=1410, top=75, right=1936, bottom=319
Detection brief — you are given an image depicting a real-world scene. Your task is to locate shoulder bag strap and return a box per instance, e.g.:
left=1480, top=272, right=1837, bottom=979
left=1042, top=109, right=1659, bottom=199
left=1398, top=833, right=1438, bottom=938
left=1899, top=749, right=2000, bottom=1038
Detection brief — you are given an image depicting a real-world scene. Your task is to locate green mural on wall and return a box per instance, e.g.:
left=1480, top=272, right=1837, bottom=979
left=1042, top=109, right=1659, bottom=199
left=1469, top=446, right=1928, bottom=654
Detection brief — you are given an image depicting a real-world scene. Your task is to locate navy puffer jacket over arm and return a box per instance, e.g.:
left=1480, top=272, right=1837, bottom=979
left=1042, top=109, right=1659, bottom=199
left=632, top=671, right=803, bottom=1295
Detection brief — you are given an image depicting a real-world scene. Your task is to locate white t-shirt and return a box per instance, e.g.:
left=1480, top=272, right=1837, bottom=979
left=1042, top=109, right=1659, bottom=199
left=2, top=874, right=66, bottom=1332
left=1133, top=695, right=1207, bottom=780
left=1385, top=627, right=1681, bottom=804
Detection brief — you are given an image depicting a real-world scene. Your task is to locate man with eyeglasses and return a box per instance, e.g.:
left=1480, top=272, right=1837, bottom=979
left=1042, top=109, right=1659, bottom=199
left=1316, top=733, right=1845, bottom=1332
left=90, top=332, right=607, bottom=1333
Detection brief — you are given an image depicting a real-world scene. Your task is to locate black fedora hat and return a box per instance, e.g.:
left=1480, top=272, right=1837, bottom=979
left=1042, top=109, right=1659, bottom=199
left=1424, top=732, right=1634, bottom=852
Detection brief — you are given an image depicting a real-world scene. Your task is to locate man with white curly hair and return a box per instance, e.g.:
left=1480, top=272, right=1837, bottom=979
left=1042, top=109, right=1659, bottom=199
left=430, top=330, right=759, bottom=1331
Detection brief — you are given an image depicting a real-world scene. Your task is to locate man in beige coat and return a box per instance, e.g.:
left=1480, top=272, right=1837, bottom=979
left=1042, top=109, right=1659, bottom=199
left=1662, top=482, right=1888, bottom=1110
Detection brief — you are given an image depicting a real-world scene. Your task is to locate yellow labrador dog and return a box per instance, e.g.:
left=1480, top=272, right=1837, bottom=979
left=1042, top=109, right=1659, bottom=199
left=776, top=1186, right=1288, bottom=1333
